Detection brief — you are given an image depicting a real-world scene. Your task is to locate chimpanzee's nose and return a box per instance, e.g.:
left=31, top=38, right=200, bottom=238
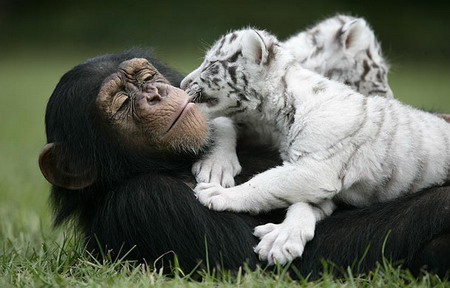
left=141, top=83, right=169, bottom=104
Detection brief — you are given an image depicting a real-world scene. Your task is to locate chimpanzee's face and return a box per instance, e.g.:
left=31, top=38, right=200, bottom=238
left=96, top=58, right=209, bottom=153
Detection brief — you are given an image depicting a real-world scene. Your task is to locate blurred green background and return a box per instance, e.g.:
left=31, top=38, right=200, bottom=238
left=0, top=0, right=449, bottom=239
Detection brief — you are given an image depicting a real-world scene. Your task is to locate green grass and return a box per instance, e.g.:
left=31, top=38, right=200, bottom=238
left=1, top=50, right=450, bottom=287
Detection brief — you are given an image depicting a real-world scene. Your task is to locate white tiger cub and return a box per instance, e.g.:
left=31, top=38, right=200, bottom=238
left=284, top=14, right=393, bottom=98
left=181, top=28, right=450, bottom=265
left=190, top=15, right=393, bottom=189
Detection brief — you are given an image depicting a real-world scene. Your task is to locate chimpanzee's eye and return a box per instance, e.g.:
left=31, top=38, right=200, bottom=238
left=118, top=98, right=130, bottom=111
left=112, top=94, right=130, bottom=113
left=143, top=73, right=155, bottom=82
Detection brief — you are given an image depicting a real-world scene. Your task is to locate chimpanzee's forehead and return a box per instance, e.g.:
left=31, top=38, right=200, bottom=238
left=119, top=58, right=157, bottom=76
left=117, top=58, right=169, bottom=85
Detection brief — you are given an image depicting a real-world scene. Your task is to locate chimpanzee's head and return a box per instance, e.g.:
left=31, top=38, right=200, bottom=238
left=39, top=50, right=209, bottom=191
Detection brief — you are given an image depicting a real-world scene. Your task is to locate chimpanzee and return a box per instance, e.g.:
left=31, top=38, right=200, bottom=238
left=39, top=49, right=450, bottom=278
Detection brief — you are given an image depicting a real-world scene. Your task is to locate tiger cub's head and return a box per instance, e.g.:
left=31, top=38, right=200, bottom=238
left=181, top=28, right=279, bottom=119
left=284, top=14, right=393, bottom=98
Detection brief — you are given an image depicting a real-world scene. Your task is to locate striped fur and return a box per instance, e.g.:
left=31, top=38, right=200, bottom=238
left=182, top=27, right=450, bottom=265
left=185, top=16, right=394, bottom=188
left=285, top=14, right=393, bottom=98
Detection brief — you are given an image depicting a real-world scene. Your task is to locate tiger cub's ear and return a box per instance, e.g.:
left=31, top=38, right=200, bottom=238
left=340, top=19, right=374, bottom=54
left=241, top=30, right=269, bottom=65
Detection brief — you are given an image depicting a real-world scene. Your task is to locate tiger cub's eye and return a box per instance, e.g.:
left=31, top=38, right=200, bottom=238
left=205, top=97, right=218, bottom=107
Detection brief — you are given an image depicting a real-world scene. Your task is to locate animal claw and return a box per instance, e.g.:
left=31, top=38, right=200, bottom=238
left=208, top=202, right=213, bottom=209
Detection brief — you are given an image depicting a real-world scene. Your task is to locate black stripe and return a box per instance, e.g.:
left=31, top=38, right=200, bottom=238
left=211, top=78, right=221, bottom=87
left=242, top=73, right=248, bottom=87
left=312, top=81, right=327, bottom=94
left=209, top=65, right=219, bottom=75
left=335, top=26, right=346, bottom=45
left=237, top=93, right=250, bottom=102
left=229, top=32, right=237, bottom=42
left=263, top=43, right=275, bottom=66
left=366, top=49, right=373, bottom=61
left=325, top=68, right=343, bottom=79
left=226, top=107, right=247, bottom=117
left=369, top=89, right=389, bottom=95
left=373, top=100, right=387, bottom=139
left=228, top=66, right=237, bottom=83
left=338, top=143, right=360, bottom=180
left=376, top=71, right=384, bottom=82
left=310, top=46, right=324, bottom=58
left=227, top=51, right=242, bottom=63
left=201, top=61, right=212, bottom=73
left=215, top=37, right=227, bottom=56
left=228, top=100, right=242, bottom=109
left=311, top=30, right=319, bottom=46
left=324, top=96, right=368, bottom=154
left=288, top=125, right=304, bottom=149
left=362, top=60, right=371, bottom=80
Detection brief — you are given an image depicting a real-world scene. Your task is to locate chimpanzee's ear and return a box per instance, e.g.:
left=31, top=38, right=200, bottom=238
left=439, top=114, right=450, bottom=123
left=39, top=143, right=97, bottom=190
left=241, top=30, right=269, bottom=65
left=340, top=19, right=372, bottom=53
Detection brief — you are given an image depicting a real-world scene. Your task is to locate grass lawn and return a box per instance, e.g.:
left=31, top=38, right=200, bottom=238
left=0, top=49, right=449, bottom=287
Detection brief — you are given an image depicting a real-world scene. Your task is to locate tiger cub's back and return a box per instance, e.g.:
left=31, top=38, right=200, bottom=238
left=339, top=95, right=450, bottom=206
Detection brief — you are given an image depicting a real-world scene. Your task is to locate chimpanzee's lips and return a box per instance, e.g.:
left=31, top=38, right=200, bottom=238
left=165, top=98, right=194, bottom=134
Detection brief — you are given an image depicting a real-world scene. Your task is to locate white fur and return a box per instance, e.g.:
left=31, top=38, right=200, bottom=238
left=284, top=14, right=393, bottom=98
left=253, top=202, right=315, bottom=264
left=184, top=25, right=450, bottom=265
left=192, top=117, right=241, bottom=187
left=185, top=15, right=393, bottom=192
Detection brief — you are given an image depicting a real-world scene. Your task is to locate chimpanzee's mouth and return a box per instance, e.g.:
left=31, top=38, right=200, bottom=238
left=165, top=98, right=193, bottom=134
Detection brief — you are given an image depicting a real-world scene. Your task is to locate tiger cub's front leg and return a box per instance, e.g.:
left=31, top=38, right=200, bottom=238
left=194, top=160, right=342, bottom=214
left=192, top=117, right=241, bottom=187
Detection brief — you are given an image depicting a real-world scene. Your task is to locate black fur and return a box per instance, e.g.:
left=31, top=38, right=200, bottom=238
left=45, top=49, right=450, bottom=279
